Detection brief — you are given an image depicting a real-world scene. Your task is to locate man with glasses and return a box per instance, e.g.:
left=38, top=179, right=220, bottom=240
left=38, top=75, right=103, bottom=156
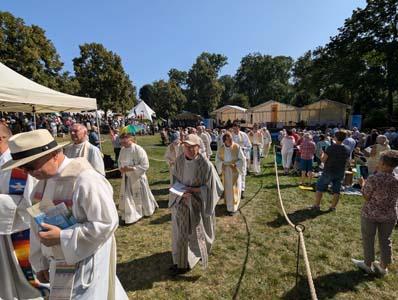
left=2, top=129, right=128, bottom=300
left=64, top=123, right=105, bottom=176
left=0, top=124, right=45, bottom=299
left=169, top=134, right=223, bottom=275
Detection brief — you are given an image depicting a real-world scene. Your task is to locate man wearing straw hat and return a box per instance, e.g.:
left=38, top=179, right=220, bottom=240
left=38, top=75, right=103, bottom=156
left=169, top=134, right=223, bottom=275
left=0, top=124, right=46, bottom=300
left=2, top=129, right=128, bottom=300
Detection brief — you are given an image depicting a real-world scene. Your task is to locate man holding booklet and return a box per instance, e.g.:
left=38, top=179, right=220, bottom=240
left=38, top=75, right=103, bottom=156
left=168, top=134, right=223, bottom=275
left=2, top=129, right=128, bottom=300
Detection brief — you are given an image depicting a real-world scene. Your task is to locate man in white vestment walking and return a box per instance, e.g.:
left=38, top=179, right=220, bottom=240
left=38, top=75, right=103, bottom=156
left=215, top=132, right=246, bottom=215
left=197, top=126, right=212, bottom=159
left=2, top=129, right=128, bottom=300
left=231, top=123, right=251, bottom=198
left=0, top=124, right=45, bottom=300
left=118, top=133, right=158, bottom=225
left=64, top=123, right=105, bottom=176
left=248, top=124, right=264, bottom=175
left=169, top=134, right=223, bottom=275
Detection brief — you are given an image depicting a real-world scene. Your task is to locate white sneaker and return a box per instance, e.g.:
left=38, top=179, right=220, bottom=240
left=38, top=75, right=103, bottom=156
left=352, top=258, right=374, bottom=274
left=373, top=261, right=388, bottom=276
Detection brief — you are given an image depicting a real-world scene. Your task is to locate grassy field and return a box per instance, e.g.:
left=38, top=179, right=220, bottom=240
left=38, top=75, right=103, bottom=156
left=94, top=134, right=398, bottom=300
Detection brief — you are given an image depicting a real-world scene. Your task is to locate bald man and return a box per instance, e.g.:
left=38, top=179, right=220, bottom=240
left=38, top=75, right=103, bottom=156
left=64, top=123, right=105, bottom=176
left=0, top=125, right=44, bottom=299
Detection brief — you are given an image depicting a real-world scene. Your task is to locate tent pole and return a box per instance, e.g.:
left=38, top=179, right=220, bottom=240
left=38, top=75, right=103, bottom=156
left=96, top=111, right=102, bottom=152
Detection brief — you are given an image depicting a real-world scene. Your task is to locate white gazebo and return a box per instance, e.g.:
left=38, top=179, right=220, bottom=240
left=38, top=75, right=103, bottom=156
left=211, top=105, right=247, bottom=124
left=127, top=100, right=156, bottom=121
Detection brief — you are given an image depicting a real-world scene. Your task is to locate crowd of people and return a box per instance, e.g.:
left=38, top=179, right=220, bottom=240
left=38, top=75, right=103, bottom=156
left=1, top=117, right=398, bottom=299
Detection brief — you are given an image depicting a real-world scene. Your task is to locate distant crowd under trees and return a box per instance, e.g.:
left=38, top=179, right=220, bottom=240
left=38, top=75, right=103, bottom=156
left=0, top=0, right=397, bottom=127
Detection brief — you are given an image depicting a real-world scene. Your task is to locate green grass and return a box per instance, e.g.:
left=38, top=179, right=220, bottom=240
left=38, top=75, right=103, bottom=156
left=75, top=134, right=398, bottom=299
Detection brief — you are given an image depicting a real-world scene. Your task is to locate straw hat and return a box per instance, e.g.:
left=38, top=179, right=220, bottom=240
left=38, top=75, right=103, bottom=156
left=1, top=129, right=70, bottom=171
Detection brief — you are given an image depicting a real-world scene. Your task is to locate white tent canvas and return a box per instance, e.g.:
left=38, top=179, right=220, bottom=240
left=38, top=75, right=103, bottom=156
left=0, top=62, right=96, bottom=113
left=127, top=100, right=155, bottom=121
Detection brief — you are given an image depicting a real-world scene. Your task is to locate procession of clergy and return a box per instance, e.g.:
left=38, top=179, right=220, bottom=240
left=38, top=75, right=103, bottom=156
left=0, top=121, right=271, bottom=300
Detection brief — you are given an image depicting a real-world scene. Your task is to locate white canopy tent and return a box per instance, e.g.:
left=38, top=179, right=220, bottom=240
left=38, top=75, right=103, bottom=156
left=0, top=62, right=102, bottom=148
left=127, top=100, right=155, bottom=121
left=0, top=62, right=97, bottom=113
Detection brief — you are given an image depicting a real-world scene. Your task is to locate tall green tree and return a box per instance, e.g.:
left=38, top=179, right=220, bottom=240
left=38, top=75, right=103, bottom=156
left=235, top=53, right=293, bottom=106
left=186, top=52, right=228, bottom=117
left=218, top=75, right=237, bottom=107
left=151, top=80, right=186, bottom=119
left=0, top=11, right=63, bottom=88
left=139, top=84, right=155, bottom=107
left=73, top=43, right=136, bottom=114
left=168, top=68, right=188, bottom=88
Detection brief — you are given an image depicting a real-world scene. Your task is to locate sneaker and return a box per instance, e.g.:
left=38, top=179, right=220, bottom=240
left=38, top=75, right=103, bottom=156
left=327, top=207, right=336, bottom=212
left=352, top=258, right=374, bottom=274
left=373, top=261, right=388, bottom=276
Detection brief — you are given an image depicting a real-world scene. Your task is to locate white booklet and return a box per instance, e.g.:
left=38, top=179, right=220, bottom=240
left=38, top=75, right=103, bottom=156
left=169, top=182, right=188, bottom=197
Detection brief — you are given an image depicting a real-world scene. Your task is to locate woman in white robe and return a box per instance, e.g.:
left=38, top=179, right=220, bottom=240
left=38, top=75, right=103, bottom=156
left=164, top=132, right=184, bottom=184
left=119, top=133, right=158, bottom=224
left=215, top=132, right=246, bottom=214
left=248, top=124, right=264, bottom=175
left=262, top=127, right=272, bottom=158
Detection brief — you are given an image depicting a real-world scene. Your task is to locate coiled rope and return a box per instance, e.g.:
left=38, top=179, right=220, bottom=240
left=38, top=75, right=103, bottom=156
left=273, top=146, right=318, bottom=300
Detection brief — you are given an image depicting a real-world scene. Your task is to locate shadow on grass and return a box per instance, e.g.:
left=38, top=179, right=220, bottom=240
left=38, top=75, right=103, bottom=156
left=150, top=179, right=170, bottom=185
left=156, top=200, right=169, bottom=209
left=118, top=251, right=200, bottom=292
left=254, top=172, right=275, bottom=178
left=152, top=188, right=169, bottom=196
left=266, top=209, right=330, bottom=228
left=150, top=213, right=171, bottom=224
left=282, top=270, right=376, bottom=300
left=215, top=203, right=229, bottom=217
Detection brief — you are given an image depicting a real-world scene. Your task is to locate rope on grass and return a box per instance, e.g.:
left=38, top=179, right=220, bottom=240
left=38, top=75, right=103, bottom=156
left=273, top=146, right=318, bottom=300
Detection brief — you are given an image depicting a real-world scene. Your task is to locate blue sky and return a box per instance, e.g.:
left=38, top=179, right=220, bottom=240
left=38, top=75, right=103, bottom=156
left=2, top=0, right=366, bottom=90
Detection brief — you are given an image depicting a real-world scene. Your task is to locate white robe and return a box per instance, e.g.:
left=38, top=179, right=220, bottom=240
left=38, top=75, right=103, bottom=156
left=249, top=131, right=264, bottom=175
left=64, top=140, right=105, bottom=176
left=0, top=149, right=43, bottom=300
left=200, top=132, right=212, bottom=159
left=169, top=155, right=223, bottom=269
left=118, top=144, right=158, bottom=224
left=232, top=131, right=251, bottom=191
left=215, top=144, right=246, bottom=212
left=29, top=157, right=128, bottom=300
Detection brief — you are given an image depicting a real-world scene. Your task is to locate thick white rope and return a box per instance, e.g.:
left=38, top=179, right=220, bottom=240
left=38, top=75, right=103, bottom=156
left=273, top=146, right=318, bottom=300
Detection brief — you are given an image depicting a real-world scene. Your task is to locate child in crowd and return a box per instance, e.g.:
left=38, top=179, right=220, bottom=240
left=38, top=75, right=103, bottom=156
left=352, top=150, right=398, bottom=275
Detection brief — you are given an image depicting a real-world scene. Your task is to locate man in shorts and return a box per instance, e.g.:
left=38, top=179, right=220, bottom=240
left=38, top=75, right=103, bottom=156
left=311, top=130, right=350, bottom=211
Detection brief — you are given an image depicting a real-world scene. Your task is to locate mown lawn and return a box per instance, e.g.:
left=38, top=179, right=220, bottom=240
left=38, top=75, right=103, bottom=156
left=93, top=134, right=398, bottom=299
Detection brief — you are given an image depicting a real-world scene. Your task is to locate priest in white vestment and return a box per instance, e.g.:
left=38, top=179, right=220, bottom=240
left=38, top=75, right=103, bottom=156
left=2, top=129, right=128, bottom=300
left=0, top=125, right=45, bottom=300
left=248, top=124, right=264, bottom=175
left=118, top=133, right=158, bottom=225
left=164, top=132, right=184, bottom=184
left=262, top=127, right=272, bottom=158
left=169, top=134, right=223, bottom=275
left=64, top=123, right=105, bottom=176
left=197, top=126, right=212, bottom=159
left=232, top=123, right=251, bottom=198
left=215, top=132, right=246, bottom=215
